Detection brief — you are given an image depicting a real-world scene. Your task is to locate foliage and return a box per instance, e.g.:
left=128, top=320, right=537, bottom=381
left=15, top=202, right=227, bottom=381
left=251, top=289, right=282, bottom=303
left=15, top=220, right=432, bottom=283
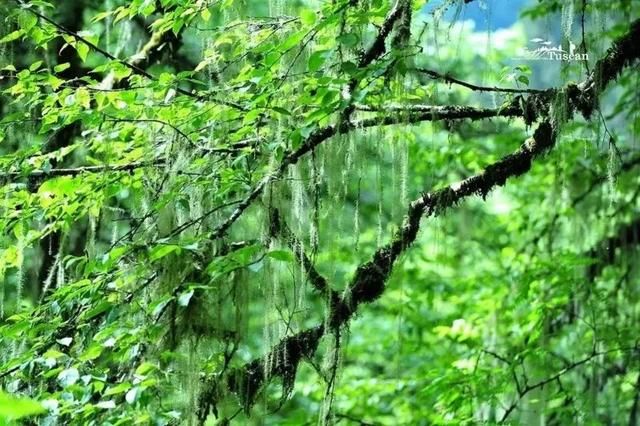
left=0, top=0, right=639, bottom=425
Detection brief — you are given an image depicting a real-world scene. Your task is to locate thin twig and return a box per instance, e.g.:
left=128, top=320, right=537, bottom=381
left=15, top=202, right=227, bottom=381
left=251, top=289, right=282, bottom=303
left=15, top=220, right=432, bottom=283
left=417, top=67, right=549, bottom=94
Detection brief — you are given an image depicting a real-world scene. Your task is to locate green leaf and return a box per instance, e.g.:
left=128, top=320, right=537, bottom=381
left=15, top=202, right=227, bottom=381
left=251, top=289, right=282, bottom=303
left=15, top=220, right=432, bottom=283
left=177, top=289, right=194, bottom=307
left=267, top=250, right=294, bottom=262
left=135, top=362, right=157, bottom=376
left=54, top=62, right=71, bottom=73
left=300, top=9, right=317, bottom=26
left=80, top=301, right=113, bottom=321
left=29, top=61, right=43, bottom=71
left=0, top=392, right=45, bottom=421
left=96, top=400, right=116, bottom=409
left=104, top=382, right=132, bottom=396
left=58, top=367, right=80, bottom=387
left=76, top=43, right=90, bottom=61
left=271, top=106, right=292, bottom=116
left=280, top=31, right=305, bottom=51
left=336, top=33, right=359, bottom=47
left=79, top=344, right=103, bottom=362
left=125, top=387, right=139, bottom=404
left=149, top=244, right=181, bottom=261
left=140, top=0, right=156, bottom=17
left=76, top=87, right=91, bottom=109
left=308, top=50, right=329, bottom=72
left=0, top=30, right=24, bottom=44
left=18, top=11, right=38, bottom=32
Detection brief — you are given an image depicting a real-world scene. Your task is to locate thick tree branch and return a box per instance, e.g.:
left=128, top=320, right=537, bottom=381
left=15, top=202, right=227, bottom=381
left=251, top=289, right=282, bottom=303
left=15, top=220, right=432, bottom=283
left=331, top=121, right=556, bottom=325
left=354, top=102, right=524, bottom=125
left=207, top=14, right=638, bottom=246
left=571, top=18, right=640, bottom=119
left=358, top=0, right=405, bottom=67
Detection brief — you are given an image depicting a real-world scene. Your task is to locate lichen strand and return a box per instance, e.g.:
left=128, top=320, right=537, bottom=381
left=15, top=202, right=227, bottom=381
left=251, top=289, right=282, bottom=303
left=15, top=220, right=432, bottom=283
left=319, top=331, right=342, bottom=426
left=553, top=87, right=573, bottom=125
left=560, top=1, right=574, bottom=43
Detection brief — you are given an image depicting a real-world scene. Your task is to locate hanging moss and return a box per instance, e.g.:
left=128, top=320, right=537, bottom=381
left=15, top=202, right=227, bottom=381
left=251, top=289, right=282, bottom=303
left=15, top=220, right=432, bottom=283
left=561, top=0, right=575, bottom=44
left=319, top=330, right=342, bottom=426
left=606, top=144, right=620, bottom=207
left=14, top=240, right=24, bottom=311
left=376, top=129, right=384, bottom=247
left=551, top=88, right=571, bottom=127
left=86, top=213, right=97, bottom=258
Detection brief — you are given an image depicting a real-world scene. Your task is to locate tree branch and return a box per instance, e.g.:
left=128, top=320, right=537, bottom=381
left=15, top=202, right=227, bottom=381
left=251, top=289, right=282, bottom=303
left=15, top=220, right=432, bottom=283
left=417, top=67, right=549, bottom=94
left=354, top=102, right=524, bottom=126
left=0, top=160, right=165, bottom=182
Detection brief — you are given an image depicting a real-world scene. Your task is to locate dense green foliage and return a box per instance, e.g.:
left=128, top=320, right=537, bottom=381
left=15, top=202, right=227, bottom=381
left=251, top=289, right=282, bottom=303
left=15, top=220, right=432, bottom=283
left=1, top=0, right=639, bottom=424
